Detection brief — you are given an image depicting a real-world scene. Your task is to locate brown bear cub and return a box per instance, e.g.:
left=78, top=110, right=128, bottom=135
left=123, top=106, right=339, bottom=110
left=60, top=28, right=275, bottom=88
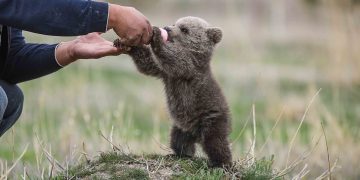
left=114, top=17, right=232, bottom=167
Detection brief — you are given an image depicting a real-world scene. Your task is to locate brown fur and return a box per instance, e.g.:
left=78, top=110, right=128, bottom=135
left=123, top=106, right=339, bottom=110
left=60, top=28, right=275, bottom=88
left=114, top=17, right=232, bottom=167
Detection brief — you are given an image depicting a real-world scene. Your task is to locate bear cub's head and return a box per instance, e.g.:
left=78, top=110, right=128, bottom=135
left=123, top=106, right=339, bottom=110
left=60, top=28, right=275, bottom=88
left=162, top=16, right=222, bottom=54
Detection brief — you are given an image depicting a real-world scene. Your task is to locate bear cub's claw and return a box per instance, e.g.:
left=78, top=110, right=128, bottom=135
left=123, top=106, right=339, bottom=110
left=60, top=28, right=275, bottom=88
left=113, top=39, right=131, bottom=52
left=151, top=27, right=163, bottom=45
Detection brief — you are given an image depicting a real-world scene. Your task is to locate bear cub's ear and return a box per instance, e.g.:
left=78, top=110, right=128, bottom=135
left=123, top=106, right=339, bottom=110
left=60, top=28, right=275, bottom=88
left=206, top=27, right=222, bottom=44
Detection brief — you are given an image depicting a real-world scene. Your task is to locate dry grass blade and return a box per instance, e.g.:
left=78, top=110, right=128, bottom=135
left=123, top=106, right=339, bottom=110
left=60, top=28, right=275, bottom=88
left=315, top=158, right=338, bottom=180
left=260, top=107, right=285, bottom=152
left=231, top=109, right=252, bottom=144
left=291, top=164, right=309, bottom=180
left=110, top=125, right=114, bottom=150
left=0, top=144, right=28, bottom=180
left=0, top=161, right=5, bottom=178
left=99, top=131, right=141, bottom=163
left=273, top=134, right=323, bottom=179
left=99, top=130, right=122, bottom=152
left=320, top=120, right=332, bottom=180
left=153, top=157, right=164, bottom=174
left=142, top=155, right=151, bottom=177
left=49, top=157, right=55, bottom=179
left=250, top=104, right=256, bottom=165
left=152, top=137, right=172, bottom=153
left=286, top=88, right=322, bottom=167
left=81, top=142, right=90, bottom=163
left=35, top=134, right=64, bottom=171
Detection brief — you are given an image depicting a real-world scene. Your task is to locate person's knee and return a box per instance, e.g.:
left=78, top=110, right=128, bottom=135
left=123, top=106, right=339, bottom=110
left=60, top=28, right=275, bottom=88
left=12, top=85, right=24, bottom=107
left=7, top=85, right=24, bottom=118
left=1, top=82, right=24, bottom=118
left=0, top=82, right=23, bottom=137
left=0, top=87, right=8, bottom=117
left=0, top=80, right=23, bottom=106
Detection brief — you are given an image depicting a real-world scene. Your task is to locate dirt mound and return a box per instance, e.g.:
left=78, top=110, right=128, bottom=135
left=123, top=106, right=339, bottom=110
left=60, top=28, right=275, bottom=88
left=55, top=152, right=277, bottom=179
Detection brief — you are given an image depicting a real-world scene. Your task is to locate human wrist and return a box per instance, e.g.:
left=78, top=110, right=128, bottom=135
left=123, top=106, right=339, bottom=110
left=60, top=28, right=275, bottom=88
left=108, top=4, right=121, bottom=30
left=55, top=41, right=77, bottom=67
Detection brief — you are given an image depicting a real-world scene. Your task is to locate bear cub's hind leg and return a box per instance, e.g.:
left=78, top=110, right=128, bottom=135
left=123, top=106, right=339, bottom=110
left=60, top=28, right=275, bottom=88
left=201, top=131, right=232, bottom=168
left=170, top=126, right=197, bottom=158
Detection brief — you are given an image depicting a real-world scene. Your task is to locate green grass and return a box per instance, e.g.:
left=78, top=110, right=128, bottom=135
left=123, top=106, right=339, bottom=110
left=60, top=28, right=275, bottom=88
left=1, top=52, right=359, bottom=178
left=1, top=55, right=359, bottom=178
left=55, top=151, right=278, bottom=180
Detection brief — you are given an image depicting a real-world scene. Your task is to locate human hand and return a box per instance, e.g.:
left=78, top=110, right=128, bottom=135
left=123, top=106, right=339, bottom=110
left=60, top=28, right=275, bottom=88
left=55, top=33, right=125, bottom=66
left=108, top=4, right=152, bottom=46
left=113, top=27, right=167, bottom=50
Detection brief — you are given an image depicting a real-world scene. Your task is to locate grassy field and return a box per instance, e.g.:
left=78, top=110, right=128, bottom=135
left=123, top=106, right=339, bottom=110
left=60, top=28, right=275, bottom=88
left=1, top=0, right=360, bottom=179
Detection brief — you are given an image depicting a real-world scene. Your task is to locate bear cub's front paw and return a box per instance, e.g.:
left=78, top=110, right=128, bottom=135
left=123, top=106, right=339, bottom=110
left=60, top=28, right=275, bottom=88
left=151, top=27, right=163, bottom=45
left=113, top=39, right=131, bottom=52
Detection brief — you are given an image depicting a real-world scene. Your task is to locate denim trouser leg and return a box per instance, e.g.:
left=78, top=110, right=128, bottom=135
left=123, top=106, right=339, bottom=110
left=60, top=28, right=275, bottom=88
left=0, top=80, right=24, bottom=137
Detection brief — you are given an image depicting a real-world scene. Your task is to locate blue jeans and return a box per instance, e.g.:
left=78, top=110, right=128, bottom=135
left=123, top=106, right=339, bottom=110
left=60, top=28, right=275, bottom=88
left=0, top=80, right=24, bottom=137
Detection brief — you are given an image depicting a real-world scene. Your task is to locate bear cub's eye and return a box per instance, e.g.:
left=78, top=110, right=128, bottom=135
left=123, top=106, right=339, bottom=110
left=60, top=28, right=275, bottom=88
left=180, top=27, right=189, bottom=34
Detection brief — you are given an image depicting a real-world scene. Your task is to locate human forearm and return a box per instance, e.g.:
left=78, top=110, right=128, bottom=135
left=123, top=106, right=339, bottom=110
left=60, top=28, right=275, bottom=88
left=2, top=43, right=62, bottom=84
left=0, top=0, right=108, bottom=36
left=2, top=32, right=124, bottom=83
left=0, top=0, right=152, bottom=45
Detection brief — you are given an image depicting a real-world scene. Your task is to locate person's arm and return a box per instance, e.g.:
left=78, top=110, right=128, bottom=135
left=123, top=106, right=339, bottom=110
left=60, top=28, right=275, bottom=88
left=0, top=0, right=108, bottom=36
left=1, top=28, right=123, bottom=84
left=0, top=0, right=152, bottom=45
left=1, top=28, right=61, bottom=83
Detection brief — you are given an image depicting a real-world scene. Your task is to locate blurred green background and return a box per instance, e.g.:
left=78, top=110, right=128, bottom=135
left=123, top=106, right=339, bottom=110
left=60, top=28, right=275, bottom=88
left=1, top=0, right=360, bottom=179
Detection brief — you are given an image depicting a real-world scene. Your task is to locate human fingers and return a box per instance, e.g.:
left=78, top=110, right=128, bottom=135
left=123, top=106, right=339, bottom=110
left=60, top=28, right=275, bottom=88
left=91, top=45, right=124, bottom=58
left=119, top=34, right=141, bottom=46
left=142, top=21, right=153, bottom=44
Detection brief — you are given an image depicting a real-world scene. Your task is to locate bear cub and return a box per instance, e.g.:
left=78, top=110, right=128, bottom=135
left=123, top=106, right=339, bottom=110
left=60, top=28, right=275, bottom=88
left=115, top=17, right=232, bottom=167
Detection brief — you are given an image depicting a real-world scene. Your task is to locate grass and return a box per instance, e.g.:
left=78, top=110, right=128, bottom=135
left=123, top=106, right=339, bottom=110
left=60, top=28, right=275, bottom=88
left=1, top=0, right=360, bottom=179
left=55, top=151, right=278, bottom=180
